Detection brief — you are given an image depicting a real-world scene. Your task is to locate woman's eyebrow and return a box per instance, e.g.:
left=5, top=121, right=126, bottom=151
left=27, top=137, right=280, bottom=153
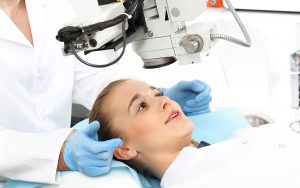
left=127, top=86, right=158, bottom=112
left=128, top=93, right=140, bottom=112
left=150, top=86, right=157, bottom=90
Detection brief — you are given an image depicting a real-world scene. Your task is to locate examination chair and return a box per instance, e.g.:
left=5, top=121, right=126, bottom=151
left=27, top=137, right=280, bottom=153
left=3, top=108, right=251, bottom=188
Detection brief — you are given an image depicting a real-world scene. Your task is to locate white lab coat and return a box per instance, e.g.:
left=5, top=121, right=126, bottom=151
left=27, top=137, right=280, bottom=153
left=161, top=124, right=300, bottom=188
left=0, top=0, right=125, bottom=184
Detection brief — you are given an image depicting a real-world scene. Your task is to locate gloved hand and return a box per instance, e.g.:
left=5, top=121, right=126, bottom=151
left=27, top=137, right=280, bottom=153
left=159, top=80, right=212, bottom=116
left=72, top=118, right=98, bottom=139
left=64, top=121, right=122, bottom=176
left=72, top=118, right=90, bottom=130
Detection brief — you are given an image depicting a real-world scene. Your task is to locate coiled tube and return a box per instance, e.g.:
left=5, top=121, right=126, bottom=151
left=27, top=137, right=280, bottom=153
left=210, top=0, right=251, bottom=47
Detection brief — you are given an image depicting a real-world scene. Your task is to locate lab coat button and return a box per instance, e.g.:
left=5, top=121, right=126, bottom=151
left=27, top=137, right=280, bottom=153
left=37, top=67, right=44, bottom=75
left=279, top=143, right=285, bottom=148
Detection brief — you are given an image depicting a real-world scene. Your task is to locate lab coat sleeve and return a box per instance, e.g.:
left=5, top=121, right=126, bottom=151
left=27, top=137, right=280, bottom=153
left=0, top=128, right=73, bottom=184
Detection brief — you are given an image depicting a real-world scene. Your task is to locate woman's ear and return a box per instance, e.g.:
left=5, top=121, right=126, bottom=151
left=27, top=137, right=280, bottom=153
left=114, top=145, right=137, bottom=160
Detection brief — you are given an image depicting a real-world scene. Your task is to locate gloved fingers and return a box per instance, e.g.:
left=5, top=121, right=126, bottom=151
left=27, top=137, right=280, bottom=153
left=193, top=79, right=209, bottom=88
left=177, top=80, right=205, bottom=92
left=80, top=166, right=111, bottom=177
left=185, top=108, right=211, bottom=116
left=183, top=104, right=210, bottom=113
left=193, top=80, right=209, bottom=87
left=76, top=148, right=114, bottom=162
left=74, top=120, right=99, bottom=137
left=98, top=138, right=122, bottom=151
left=77, top=155, right=113, bottom=168
left=89, top=138, right=122, bottom=154
left=94, top=150, right=114, bottom=161
left=85, top=121, right=100, bottom=138
left=72, top=118, right=89, bottom=130
left=194, top=85, right=211, bottom=102
left=93, top=158, right=114, bottom=167
left=185, top=95, right=212, bottom=108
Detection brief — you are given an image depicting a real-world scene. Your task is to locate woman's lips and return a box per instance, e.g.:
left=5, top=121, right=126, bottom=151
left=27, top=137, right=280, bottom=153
left=165, top=110, right=182, bottom=124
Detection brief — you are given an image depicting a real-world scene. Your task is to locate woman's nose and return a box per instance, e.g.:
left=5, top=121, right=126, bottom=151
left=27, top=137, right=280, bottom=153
left=159, top=96, right=171, bottom=110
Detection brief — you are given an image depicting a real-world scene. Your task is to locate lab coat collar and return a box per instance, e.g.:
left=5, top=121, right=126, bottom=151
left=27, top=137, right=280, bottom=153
left=0, top=10, right=32, bottom=46
left=0, top=0, right=50, bottom=48
left=25, top=0, right=48, bottom=51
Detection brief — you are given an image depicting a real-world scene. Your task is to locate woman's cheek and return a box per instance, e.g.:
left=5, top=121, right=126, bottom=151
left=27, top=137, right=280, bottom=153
left=133, top=115, right=157, bottom=134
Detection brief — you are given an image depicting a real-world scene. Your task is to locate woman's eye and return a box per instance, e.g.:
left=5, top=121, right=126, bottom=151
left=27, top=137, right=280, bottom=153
left=137, top=101, right=147, bottom=112
left=155, top=92, right=163, bottom=97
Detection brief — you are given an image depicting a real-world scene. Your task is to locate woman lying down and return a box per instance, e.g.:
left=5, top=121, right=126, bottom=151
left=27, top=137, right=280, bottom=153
left=89, top=79, right=300, bottom=188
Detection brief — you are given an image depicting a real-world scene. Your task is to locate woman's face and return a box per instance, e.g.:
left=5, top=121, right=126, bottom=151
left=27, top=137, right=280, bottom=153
left=106, top=79, right=194, bottom=154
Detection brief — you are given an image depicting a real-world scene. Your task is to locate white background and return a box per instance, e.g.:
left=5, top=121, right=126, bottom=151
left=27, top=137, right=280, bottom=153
left=228, top=0, right=300, bottom=12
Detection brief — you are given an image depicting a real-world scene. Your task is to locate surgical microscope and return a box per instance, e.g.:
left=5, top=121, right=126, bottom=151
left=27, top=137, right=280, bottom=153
left=56, top=0, right=251, bottom=69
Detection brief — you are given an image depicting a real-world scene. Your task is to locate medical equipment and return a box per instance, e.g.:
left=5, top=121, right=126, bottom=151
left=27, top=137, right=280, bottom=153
left=237, top=108, right=275, bottom=127
left=289, top=51, right=300, bottom=133
left=290, top=51, right=300, bottom=109
left=56, top=0, right=251, bottom=68
left=207, top=0, right=224, bottom=8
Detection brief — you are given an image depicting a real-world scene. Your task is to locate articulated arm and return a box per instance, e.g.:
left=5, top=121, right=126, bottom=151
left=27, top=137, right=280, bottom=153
left=56, top=0, right=250, bottom=68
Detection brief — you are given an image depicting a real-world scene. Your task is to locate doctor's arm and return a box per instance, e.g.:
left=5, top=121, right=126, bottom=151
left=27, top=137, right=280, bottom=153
left=58, top=142, right=69, bottom=171
left=0, top=128, right=72, bottom=184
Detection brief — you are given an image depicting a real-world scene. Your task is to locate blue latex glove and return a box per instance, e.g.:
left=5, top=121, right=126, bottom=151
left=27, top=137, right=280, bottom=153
left=64, top=121, right=122, bottom=176
left=159, top=80, right=212, bottom=116
left=72, top=118, right=98, bottom=139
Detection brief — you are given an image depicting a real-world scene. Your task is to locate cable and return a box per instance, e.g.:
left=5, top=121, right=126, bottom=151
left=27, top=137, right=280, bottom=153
left=210, top=0, right=251, bottom=47
left=61, top=0, right=143, bottom=68
left=125, top=0, right=140, bottom=14
left=81, top=0, right=140, bottom=35
left=69, top=17, right=128, bottom=68
left=56, top=0, right=140, bottom=43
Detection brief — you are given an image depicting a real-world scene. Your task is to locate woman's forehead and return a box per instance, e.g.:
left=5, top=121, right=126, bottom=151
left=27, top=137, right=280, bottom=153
left=107, top=80, right=152, bottom=122
left=118, top=80, right=151, bottom=92
left=109, top=80, right=151, bottom=103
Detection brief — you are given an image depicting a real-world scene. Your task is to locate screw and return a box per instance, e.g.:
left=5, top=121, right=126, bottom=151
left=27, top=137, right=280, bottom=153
left=147, top=31, right=154, bottom=37
left=89, top=39, right=97, bottom=47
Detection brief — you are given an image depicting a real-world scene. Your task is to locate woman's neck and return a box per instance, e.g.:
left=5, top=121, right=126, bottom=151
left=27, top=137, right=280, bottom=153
left=0, top=0, right=22, bottom=16
left=141, top=143, right=197, bottom=179
left=0, top=0, right=33, bottom=46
